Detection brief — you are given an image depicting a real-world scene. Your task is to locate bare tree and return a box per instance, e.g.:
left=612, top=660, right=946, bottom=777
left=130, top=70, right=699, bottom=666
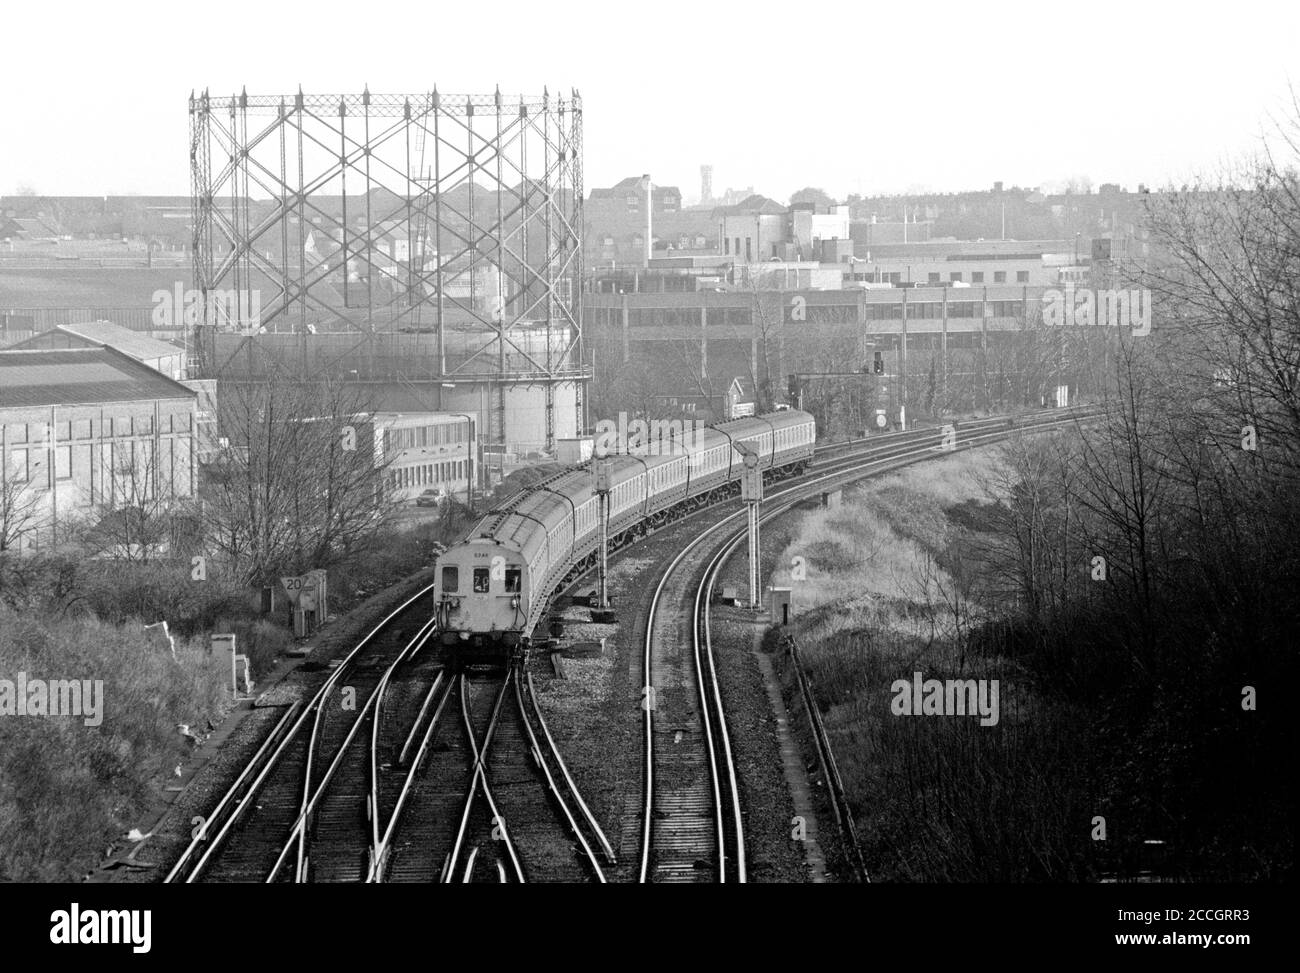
left=1139, top=130, right=1300, bottom=481
left=79, top=437, right=197, bottom=561
left=0, top=461, right=45, bottom=552
left=204, top=378, right=396, bottom=585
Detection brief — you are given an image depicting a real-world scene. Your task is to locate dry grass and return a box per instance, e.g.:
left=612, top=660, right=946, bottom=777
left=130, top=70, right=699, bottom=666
left=778, top=450, right=1095, bottom=881
left=0, top=604, right=230, bottom=881
left=771, top=452, right=1004, bottom=645
left=0, top=505, right=474, bottom=882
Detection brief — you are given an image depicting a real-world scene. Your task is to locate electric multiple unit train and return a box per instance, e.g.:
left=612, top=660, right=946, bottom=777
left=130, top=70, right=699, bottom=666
left=434, top=409, right=816, bottom=658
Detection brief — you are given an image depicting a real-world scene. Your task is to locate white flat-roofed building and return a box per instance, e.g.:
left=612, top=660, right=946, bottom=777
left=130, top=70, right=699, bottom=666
left=376, top=412, right=476, bottom=504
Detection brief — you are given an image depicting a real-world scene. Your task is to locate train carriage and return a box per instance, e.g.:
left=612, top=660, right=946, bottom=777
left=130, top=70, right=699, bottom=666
left=543, top=468, right=601, bottom=563
left=715, top=415, right=775, bottom=468
left=600, top=455, right=650, bottom=536
left=643, top=451, right=691, bottom=521
left=682, top=426, right=737, bottom=500
left=434, top=409, right=816, bottom=661
left=513, top=489, right=577, bottom=608
left=766, top=408, right=816, bottom=470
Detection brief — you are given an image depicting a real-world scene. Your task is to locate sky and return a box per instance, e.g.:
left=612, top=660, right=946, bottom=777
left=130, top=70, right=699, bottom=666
left=1, top=0, right=1297, bottom=202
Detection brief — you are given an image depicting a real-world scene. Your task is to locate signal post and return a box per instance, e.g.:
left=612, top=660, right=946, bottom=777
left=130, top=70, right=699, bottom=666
left=741, top=450, right=763, bottom=610
left=593, top=460, right=617, bottom=623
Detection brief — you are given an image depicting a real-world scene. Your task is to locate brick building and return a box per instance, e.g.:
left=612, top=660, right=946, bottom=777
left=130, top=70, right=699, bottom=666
left=587, top=175, right=717, bottom=268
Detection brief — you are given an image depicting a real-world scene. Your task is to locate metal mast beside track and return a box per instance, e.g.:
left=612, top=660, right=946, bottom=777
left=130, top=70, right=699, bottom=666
left=739, top=446, right=763, bottom=609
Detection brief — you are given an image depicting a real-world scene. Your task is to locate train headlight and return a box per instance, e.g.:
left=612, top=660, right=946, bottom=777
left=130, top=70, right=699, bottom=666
left=459, top=631, right=470, bottom=641
left=511, top=596, right=520, bottom=609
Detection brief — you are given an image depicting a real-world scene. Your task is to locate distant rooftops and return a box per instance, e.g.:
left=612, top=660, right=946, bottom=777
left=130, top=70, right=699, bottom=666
left=0, top=217, right=58, bottom=238
left=8, top=321, right=184, bottom=363
left=589, top=175, right=682, bottom=202
left=710, top=194, right=786, bottom=217
left=0, top=347, right=196, bottom=409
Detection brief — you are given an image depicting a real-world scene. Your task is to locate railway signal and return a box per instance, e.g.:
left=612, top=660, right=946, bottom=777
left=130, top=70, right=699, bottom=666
left=787, top=373, right=802, bottom=409
left=593, top=460, right=616, bottom=622
left=740, top=447, right=763, bottom=609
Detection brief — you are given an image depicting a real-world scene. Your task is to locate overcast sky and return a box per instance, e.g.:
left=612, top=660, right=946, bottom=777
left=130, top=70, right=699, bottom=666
left=1, top=0, right=1296, bottom=202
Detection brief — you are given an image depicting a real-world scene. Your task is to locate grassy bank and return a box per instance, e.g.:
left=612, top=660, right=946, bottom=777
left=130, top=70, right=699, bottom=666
left=0, top=606, right=230, bottom=881
left=771, top=445, right=1289, bottom=882
left=0, top=505, right=476, bottom=881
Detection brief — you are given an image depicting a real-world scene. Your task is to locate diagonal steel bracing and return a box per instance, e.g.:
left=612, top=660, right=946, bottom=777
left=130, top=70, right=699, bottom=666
left=189, top=88, right=586, bottom=426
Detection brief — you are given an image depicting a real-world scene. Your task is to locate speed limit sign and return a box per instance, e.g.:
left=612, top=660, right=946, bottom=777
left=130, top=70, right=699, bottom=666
left=281, top=575, right=307, bottom=604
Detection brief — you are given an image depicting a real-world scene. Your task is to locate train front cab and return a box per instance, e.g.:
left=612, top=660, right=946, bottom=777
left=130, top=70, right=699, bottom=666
left=435, top=538, right=530, bottom=660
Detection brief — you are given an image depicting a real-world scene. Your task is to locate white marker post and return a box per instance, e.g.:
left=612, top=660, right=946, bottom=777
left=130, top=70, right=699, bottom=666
left=144, top=620, right=177, bottom=661
left=212, top=633, right=250, bottom=698
left=740, top=450, right=763, bottom=609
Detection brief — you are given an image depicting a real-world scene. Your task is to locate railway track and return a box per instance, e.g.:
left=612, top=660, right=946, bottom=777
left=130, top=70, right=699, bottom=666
left=640, top=516, right=748, bottom=882
left=637, top=407, right=1094, bottom=883
left=377, top=666, right=613, bottom=883
left=375, top=666, right=614, bottom=883
left=166, top=594, right=611, bottom=883
left=166, top=408, right=1089, bottom=885
left=164, top=587, right=437, bottom=883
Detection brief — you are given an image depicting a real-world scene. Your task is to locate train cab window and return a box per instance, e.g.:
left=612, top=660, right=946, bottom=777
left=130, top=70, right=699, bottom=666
left=442, top=566, right=459, bottom=593
left=473, top=568, right=491, bottom=593
left=505, top=568, right=522, bottom=593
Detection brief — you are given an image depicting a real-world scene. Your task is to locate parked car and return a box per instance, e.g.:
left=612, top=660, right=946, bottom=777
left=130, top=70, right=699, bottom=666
left=414, top=488, right=445, bottom=508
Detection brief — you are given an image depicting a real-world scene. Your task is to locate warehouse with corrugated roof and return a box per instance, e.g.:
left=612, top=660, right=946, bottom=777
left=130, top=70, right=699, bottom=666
left=8, top=320, right=188, bottom=379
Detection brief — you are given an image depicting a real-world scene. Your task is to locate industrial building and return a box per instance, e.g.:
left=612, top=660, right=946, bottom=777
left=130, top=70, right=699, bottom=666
left=378, top=412, right=475, bottom=505
left=714, top=194, right=788, bottom=264
left=0, top=347, right=199, bottom=549
left=584, top=280, right=1119, bottom=425
left=9, top=320, right=188, bottom=379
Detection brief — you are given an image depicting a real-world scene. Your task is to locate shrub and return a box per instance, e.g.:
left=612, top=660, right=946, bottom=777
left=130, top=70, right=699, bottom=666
left=781, top=447, right=1292, bottom=881
left=0, top=605, right=229, bottom=881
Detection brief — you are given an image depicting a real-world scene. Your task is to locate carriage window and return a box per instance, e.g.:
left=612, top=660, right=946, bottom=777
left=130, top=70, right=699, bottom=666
left=505, top=568, right=521, bottom=593
left=442, top=566, right=459, bottom=593
left=473, top=568, right=491, bottom=593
